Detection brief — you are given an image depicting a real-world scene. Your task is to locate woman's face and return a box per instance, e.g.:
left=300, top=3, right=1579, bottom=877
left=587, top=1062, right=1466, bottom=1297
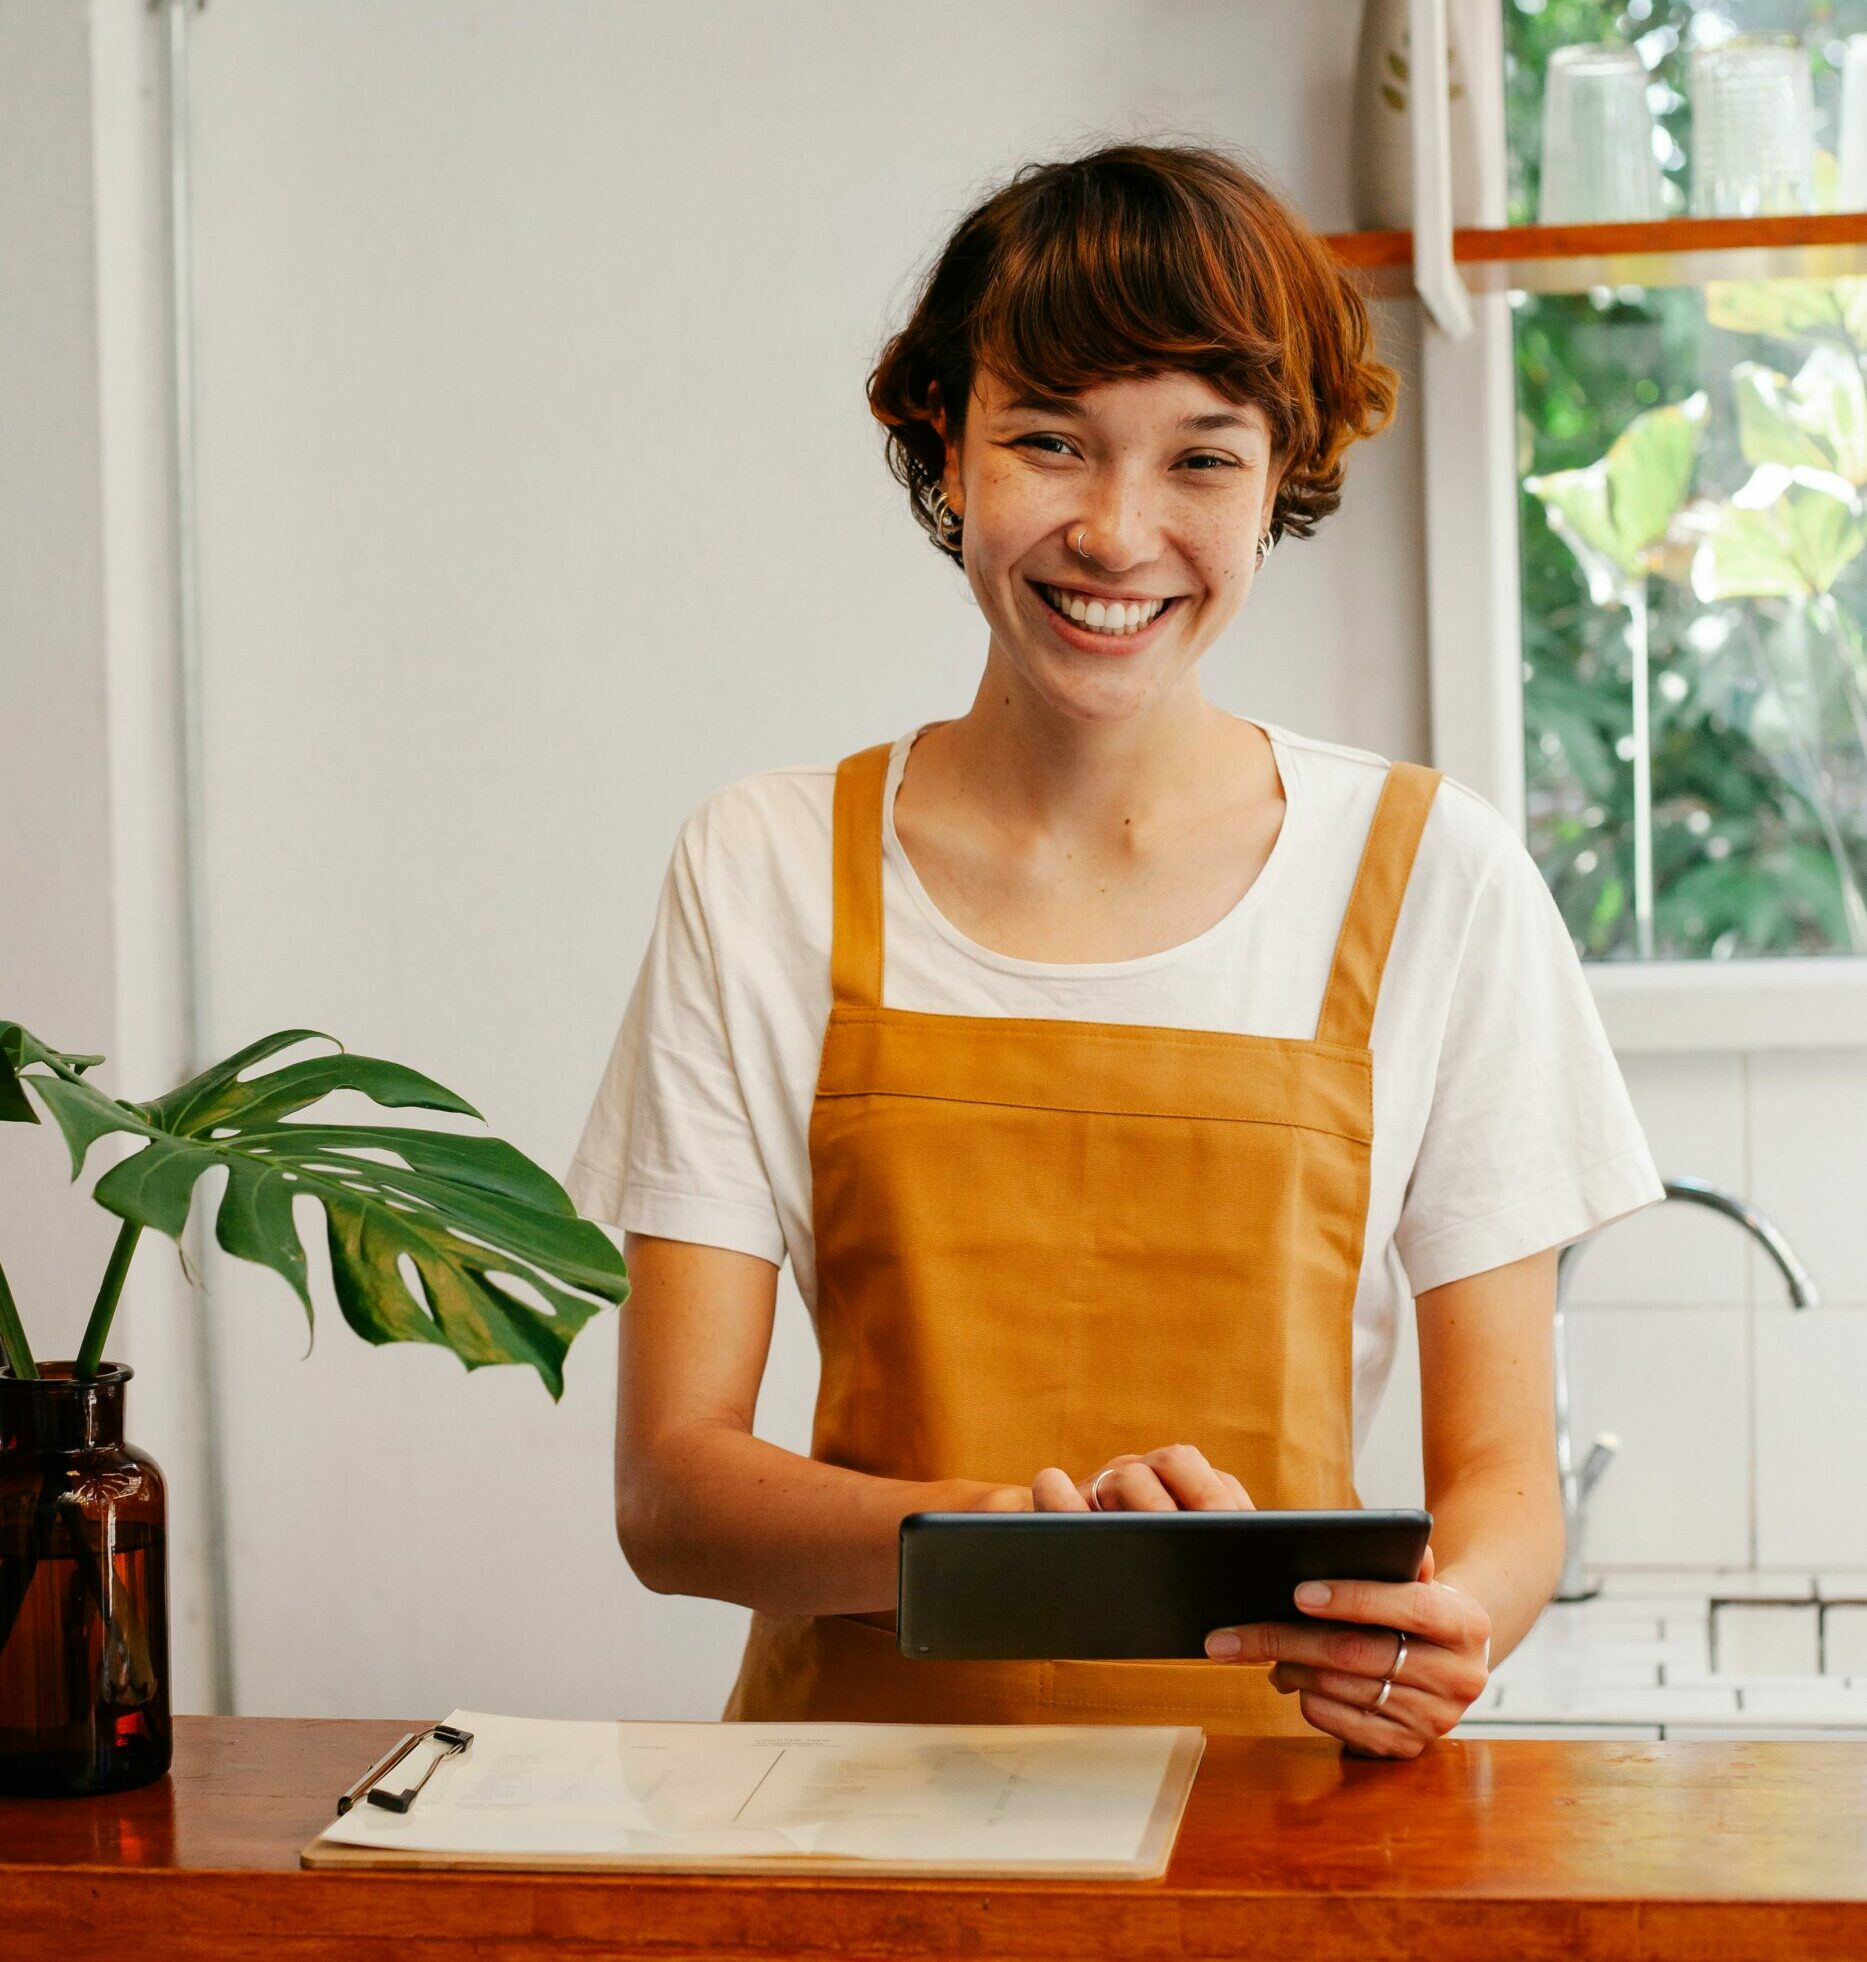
left=937, top=366, right=1280, bottom=727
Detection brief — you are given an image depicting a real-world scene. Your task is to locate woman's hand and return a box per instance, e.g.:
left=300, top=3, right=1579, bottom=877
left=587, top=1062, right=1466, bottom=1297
left=1203, top=1543, right=1494, bottom=1759
left=1034, top=1444, right=1254, bottom=1512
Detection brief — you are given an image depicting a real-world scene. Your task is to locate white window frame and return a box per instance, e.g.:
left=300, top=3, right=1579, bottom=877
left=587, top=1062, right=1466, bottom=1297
left=1422, top=0, right=1867, bottom=1052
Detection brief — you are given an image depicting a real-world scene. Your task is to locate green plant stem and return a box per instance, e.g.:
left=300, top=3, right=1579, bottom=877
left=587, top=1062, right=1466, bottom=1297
left=0, top=1253, right=36, bottom=1378
left=1623, top=581, right=1656, bottom=960
left=76, top=1221, right=143, bottom=1380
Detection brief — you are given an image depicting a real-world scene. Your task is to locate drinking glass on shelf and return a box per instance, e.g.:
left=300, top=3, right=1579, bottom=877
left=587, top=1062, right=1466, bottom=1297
left=1538, top=43, right=1666, bottom=224
left=1689, top=36, right=1814, bottom=217
left=1837, top=35, right=1867, bottom=211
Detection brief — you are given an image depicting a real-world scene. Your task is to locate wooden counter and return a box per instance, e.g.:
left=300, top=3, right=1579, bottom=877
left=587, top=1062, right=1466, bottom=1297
left=3, top=1716, right=1865, bottom=1959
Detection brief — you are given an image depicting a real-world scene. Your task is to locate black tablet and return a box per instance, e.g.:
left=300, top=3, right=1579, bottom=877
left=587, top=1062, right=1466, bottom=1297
left=896, top=1508, right=1432, bottom=1661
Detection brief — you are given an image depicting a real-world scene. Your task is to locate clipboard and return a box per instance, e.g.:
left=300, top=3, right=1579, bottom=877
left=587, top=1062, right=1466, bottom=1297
left=333, top=1721, right=475, bottom=1814
left=301, top=1708, right=1206, bottom=1879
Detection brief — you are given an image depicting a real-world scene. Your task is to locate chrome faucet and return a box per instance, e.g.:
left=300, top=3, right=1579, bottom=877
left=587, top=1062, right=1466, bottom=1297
left=1551, top=1175, right=1818, bottom=1602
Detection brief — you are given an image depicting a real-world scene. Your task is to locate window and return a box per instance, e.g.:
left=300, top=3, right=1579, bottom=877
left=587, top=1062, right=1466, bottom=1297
left=1505, top=3, right=1867, bottom=961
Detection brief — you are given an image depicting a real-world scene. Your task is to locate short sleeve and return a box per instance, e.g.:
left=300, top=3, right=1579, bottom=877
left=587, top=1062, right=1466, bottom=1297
left=1392, top=831, right=1666, bottom=1296
left=562, top=815, right=787, bottom=1266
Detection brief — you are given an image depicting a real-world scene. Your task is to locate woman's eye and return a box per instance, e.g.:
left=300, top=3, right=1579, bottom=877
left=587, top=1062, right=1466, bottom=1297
left=1013, top=436, right=1237, bottom=471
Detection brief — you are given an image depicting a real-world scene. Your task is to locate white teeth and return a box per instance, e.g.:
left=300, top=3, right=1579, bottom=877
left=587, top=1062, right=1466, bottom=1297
left=1040, top=585, right=1168, bottom=634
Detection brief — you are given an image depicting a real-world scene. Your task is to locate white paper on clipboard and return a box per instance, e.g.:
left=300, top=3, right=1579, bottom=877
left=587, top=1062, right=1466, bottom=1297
left=303, top=1707, right=1204, bottom=1878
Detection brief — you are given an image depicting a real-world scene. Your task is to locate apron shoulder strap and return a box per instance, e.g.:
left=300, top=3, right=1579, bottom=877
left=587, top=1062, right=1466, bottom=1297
left=829, top=742, right=895, bottom=1009
left=1314, top=759, right=1444, bottom=1051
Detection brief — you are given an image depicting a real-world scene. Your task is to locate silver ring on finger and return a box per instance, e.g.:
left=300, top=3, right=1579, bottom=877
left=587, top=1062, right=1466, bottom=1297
left=1090, top=1467, right=1117, bottom=1512
left=1384, top=1634, right=1408, bottom=1683
left=1373, top=1677, right=1393, bottom=1711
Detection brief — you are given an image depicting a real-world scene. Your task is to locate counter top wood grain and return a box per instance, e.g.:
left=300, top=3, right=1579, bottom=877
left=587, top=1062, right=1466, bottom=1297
left=3, top=1716, right=1865, bottom=1960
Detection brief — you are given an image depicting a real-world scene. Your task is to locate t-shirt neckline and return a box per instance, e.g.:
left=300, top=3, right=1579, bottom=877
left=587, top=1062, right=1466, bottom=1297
left=880, top=714, right=1300, bottom=978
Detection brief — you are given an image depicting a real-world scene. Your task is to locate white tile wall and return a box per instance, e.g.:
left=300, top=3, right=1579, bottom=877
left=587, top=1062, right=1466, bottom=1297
left=1490, top=1654, right=1662, bottom=1689
left=1519, top=1607, right=1666, bottom=1645
left=1452, top=1722, right=1662, bottom=1739
left=1563, top=1305, right=1751, bottom=1567
left=1664, top=1661, right=1818, bottom=1685
left=1747, top=1052, right=1867, bottom=1309
left=1740, top=1682, right=1867, bottom=1720
left=1662, top=1725, right=1867, bottom=1739
left=1492, top=1684, right=1742, bottom=1722
left=1711, top=1602, right=1822, bottom=1676
left=1596, top=1571, right=1813, bottom=1600
left=1756, top=1309, right=1867, bottom=1568
left=1824, top=1605, right=1867, bottom=1676
left=1355, top=1040, right=1864, bottom=1581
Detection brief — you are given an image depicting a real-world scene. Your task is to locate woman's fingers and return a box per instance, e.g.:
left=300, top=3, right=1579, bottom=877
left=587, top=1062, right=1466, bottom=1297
left=1070, top=1446, right=1255, bottom=1512
left=967, top=1483, right=1034, bottom=1512
left=1086, top=1461, right=1180, bottom=1511
left=1296, top=1688, right=1431, bottom=1760
left=1138, top=1443, right=1247, bottom=1511
left=1032, top=1466, right=1091, bottom=1511
left=1215, top=1470, right=1254, bottom=1511
left=1266, top=1654, right=1469, bottom=1711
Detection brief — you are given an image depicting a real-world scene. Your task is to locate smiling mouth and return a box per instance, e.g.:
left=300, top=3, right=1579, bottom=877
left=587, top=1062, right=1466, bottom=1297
left=1030, top=581, right=1183, bottom=636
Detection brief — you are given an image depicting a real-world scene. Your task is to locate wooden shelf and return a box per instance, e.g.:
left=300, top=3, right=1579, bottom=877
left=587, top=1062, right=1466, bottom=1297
left=1325, top=212, right=1867, bottom=296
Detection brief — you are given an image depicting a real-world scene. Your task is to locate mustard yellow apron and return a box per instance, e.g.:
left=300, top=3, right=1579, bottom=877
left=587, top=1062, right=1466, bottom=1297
left=723, top=738, right=1442, bottom=1733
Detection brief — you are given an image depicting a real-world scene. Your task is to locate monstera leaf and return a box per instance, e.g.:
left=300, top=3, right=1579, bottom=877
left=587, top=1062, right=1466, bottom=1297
left=1688, top=468, right=1867, bottom=603
left=0, top=1024, right=106, bottom=1122
left=1705, top=275, right=1867, bottom=355
left=0, top=1022, right=627, bottom=1398
left=1733, top=346, right=1867, bottom=486
left=1526, top=393, right=1708, bottom=602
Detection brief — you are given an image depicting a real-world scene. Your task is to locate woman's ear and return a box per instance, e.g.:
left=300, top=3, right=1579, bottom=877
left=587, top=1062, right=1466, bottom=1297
left=931, top=405, right=962, bottom=512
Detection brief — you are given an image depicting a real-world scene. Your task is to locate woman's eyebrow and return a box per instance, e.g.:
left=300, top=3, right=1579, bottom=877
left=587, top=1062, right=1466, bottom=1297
left=1003, top=389, right=1083, bottom=417
left=1002, top=391, right=1257, bottom=436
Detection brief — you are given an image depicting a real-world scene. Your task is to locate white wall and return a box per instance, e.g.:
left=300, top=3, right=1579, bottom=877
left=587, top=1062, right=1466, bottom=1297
left=9, top=0, right=1861, bottom=1727
left=0, top=0, right=219, bottom=1708
left=0, top=0, right=124, bottom=1370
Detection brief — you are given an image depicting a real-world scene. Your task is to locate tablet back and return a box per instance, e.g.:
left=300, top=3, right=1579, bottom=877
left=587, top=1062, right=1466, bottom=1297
left=896, top=1509, right=1432, bottom=1660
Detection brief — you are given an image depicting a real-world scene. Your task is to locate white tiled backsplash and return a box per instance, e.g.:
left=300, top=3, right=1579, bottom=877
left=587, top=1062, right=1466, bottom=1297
left=1826, top=1605, right=1867, bottom=1675
left=1448, top=1574, right=1867, bottom=1740
left=1356, top=1047, right=1867, bottom=1576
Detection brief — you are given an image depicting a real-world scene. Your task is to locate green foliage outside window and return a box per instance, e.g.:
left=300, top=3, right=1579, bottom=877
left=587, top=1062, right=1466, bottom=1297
left=1507, top=0, right=1867, bottom=956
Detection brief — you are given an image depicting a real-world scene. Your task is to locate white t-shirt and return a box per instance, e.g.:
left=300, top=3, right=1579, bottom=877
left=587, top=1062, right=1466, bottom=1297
left=565, top=715, right=1665, bottom=1456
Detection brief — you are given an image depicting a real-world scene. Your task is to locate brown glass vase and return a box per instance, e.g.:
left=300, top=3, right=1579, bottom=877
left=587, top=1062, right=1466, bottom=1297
left=0, top=1362, right=171, bottom=1796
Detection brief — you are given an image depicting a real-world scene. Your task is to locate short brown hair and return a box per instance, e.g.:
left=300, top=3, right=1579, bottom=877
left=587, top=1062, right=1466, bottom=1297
left=867, top=140, right=1398, bottom=566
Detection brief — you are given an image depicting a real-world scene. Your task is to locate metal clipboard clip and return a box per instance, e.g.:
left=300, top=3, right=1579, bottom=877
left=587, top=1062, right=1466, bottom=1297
left=335, top=1721, right=474, bottom=1815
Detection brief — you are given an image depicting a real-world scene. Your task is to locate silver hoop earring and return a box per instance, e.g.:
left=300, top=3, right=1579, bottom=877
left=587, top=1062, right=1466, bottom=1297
left=1255, top=528, right=1275, bottom=569
left=929, top=485, right=964, bottom=551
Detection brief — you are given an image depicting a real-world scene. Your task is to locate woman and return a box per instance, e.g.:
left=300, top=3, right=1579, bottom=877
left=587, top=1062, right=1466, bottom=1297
left=566, top=142, right=1663, bottom=1757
